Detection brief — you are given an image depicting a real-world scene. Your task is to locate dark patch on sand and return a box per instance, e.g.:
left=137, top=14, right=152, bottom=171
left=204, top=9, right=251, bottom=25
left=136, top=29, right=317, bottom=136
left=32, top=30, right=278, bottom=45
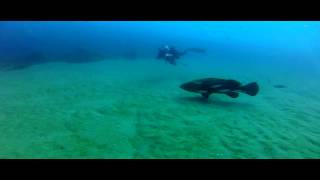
left=273, top=85, right=287, bottom=88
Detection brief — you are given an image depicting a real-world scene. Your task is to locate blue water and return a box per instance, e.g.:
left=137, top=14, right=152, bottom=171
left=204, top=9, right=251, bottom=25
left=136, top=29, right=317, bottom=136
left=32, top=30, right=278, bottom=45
left=1, top=21, right=319, bottom=73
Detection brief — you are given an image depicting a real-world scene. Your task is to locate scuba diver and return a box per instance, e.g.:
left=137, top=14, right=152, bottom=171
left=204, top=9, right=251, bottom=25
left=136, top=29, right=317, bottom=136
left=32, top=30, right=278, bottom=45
left=156, top=45, right=206, bottom=66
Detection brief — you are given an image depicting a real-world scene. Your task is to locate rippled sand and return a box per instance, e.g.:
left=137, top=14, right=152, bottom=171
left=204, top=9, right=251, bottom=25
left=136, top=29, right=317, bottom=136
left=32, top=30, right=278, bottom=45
left=0, top=59, right=319, bottom=158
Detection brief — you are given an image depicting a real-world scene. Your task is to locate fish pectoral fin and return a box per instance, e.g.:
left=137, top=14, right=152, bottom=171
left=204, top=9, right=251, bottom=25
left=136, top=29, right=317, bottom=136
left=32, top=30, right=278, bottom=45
left=201, top=92, right=211, bottom=99
left=224, top=91, right=239, bottom=98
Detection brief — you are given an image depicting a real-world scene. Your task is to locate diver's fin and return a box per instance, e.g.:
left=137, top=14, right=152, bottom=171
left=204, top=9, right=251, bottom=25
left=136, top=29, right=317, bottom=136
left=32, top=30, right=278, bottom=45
left=183, top=48, right=206, bottom=54
left=224, top=91, right=239, bottom=98
left=240, top=82, right=259, bottom=96
left=201, top=92, right=211, bottom=99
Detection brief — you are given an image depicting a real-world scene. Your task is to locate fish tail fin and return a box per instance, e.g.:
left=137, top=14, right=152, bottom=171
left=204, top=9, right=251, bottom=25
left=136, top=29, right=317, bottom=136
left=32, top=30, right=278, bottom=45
left=240, top=82, right=259, bottom=96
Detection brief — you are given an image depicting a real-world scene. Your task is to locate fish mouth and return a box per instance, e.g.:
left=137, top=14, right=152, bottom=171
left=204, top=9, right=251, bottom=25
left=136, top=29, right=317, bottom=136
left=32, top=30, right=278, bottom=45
left=180, top=83, right=188, bottom=90
left=180, top=83, right=194, bottom=92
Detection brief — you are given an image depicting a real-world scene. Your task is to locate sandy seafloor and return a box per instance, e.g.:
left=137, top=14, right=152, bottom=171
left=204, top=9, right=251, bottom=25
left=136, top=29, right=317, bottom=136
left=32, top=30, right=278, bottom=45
left=0, top=58, right=320, bottom=159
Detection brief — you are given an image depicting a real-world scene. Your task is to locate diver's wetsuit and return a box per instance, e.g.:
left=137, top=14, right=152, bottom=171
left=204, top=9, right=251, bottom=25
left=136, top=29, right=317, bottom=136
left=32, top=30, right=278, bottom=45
left=157, top=46, right=185, bottom=65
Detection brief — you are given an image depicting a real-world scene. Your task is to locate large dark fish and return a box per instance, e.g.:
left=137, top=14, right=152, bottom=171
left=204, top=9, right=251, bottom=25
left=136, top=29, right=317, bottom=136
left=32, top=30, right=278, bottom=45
left=180, top=78, right=259, bottom=99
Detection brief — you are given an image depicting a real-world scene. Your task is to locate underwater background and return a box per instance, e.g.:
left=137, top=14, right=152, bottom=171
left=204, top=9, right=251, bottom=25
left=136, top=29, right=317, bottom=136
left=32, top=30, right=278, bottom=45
left=0, top=21, right=319, bottom=158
